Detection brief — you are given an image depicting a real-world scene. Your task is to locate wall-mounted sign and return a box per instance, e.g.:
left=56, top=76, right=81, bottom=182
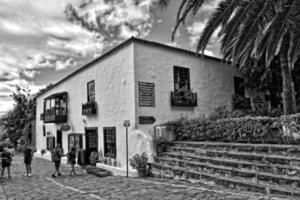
left=61, top=124, right=71, bottom=131
left=138, top=81, right=155, bottom=107
left=139, top=116, right=156, bottom=124
left=123, top=120, right=130, bottom=127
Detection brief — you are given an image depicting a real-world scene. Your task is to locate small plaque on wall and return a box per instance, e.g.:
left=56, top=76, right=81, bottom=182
left=139, top=116, right=156, bottom=124
left=138, top=81, right=155, bottom=107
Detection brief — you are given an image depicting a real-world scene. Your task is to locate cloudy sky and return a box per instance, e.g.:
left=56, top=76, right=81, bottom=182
left=0, top=0, right=219, bottom=116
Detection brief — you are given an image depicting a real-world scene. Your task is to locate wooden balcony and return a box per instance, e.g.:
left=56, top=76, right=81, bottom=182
left=82, top=101, right=97, bottom=115
left=171, top=90, right=197, bottom=107
left=44, top=107, right=67, bottom=123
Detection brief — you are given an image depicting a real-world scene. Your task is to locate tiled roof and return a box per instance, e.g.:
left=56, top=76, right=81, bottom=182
left=37, top=37, right=226, bottom=98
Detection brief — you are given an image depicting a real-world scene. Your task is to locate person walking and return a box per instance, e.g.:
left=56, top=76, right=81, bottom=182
left=66, top=147, right=76, bottom=176
left=23, top=145, right=34, bottom=177
left=51, top=144, right=63, bottom=178
left=1, top=147, right=13, bottom=179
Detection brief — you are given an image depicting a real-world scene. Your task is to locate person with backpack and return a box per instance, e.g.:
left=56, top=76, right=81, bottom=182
left=1, top=147, right=13, bottom=179
left=51, top=144, right=63, bottom=178
left=66, top=147, right=76, bottom=176
left=23, top=145, right=34, bottom=177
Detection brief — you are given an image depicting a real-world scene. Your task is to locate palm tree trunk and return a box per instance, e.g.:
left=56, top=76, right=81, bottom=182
left=280, top=47, right=296, bottom=115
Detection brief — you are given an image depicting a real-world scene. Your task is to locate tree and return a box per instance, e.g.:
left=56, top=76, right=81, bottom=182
left=0, top=86, right=36, bottom=145
left=161, top=0, right=300, bottom=114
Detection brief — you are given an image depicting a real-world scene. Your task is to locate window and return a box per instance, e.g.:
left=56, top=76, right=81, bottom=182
left=43, top=125, right=46, bottom=137
left=174, top=66, right=190, bottom=91
left=234, top=77, right=245, bottom=97
left=103, top=127, right=116, bottom=158
left=87, top=80, right=95, bottom=102
left=46, top=136, right=55, bottom=151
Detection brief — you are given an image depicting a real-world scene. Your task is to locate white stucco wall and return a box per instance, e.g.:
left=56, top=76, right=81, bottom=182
left=133, top=43, right=243, bottom=159
left=36, top=43, right=136, bottom=169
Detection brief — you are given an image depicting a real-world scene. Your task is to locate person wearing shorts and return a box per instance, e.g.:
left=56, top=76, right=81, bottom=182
left=51, top=144, right=63, bottom=178
left=23, top=146, right=33, bottom=176
left=1, top=148, right=12, bottom=179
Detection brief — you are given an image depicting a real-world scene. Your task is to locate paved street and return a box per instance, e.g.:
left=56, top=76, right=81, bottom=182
left=0, top=155, right=292, bottom=200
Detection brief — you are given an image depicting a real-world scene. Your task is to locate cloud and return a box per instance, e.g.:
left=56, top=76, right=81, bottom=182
left=65, top=0, right=156, bottom=45
left=0, top=0, right=159, bottom=116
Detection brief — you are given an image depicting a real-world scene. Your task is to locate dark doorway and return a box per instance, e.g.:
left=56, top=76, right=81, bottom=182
left=57, top=130, right=62, bottom=147
left=85, top=128, right=98, bottom=164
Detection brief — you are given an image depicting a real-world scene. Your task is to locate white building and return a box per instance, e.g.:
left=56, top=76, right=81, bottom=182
left=35, top=37, right=261, bottom=175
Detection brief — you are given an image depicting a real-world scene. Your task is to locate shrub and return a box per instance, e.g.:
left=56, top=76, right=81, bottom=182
left=89, top=151, right=100, bottom=166
left=165, top=113, right=300, bottom=144
left=41, top=149, right=46, bottom=155
left=129, top=152, right=148, bottom=169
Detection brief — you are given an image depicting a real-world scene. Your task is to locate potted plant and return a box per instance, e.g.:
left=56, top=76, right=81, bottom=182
left=103, top=157, right=108, bottom=165
left=89, top=151, right=99, bottom=166
left=106, top=153, right=114, bottom=166
left=130, top=152, right=148, bottom=177
left=111, top=158, right=117, bottom=167
left=41, top=149, right=46, bottom=156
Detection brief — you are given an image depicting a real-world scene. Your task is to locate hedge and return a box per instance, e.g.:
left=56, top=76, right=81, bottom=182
left=165, top=113, right=300, bottom=144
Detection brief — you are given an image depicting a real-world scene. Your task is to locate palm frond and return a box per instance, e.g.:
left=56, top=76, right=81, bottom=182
left=233, top=0, right=273, bottom=62
left=220, top=1, right=251, bottom=56
left=171, top=0, right=197, bottom=41
left=197, top=0, right=241, bottom=53
left=288, top=32, right=300, bottom=69
left=265, top=0, right=298, bottom=67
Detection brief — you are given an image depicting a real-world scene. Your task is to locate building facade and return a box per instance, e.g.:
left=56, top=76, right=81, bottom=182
left=36, top=37, right=261, bottom=174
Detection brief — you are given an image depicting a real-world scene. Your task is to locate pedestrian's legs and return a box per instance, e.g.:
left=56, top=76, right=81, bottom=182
left=7, top=167, right=11, bottom=178
left=57, top=162, right=61, bottom=176
left=28, top=164, right=32, bottom=175
left=1, top=167, right=5, bottom=178
left=72, top=164, right=76, bottom=175
left=25, top=164, right=29, bottom=175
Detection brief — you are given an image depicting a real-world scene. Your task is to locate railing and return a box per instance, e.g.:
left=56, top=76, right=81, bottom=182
left=44, top=107, right=67, bottom=123
left=82, top=101, right=97, bottom=115
left=171, top=91, right=197, bottom=107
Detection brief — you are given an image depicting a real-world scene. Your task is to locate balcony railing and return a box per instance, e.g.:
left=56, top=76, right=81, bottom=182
left=44, top=107, right=67, bottom=123
left=82, top=101, right=97, bottom=115
left=40, top=113, right=44, bottom=121
left=171, top=90, right=197, bottom=107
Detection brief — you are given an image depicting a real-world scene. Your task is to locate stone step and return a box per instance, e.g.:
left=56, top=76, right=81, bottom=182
left=150, top=163, right=300, bottom=197
left=162, top=152, right=300, bottom=177
left=166, top=146, right=300, bottom=166
left=170, top=141, right=300, bottom=157
left=154, top=156, right=300, bottom=188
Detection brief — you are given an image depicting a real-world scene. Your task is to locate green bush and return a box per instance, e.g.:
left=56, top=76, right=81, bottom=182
left=129, top=152, right=148, bottom=169
left=165, top=114, right=300, bottom=144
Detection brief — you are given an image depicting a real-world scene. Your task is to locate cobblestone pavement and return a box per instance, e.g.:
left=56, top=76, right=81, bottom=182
left=0, top=155, right=293, bottom=200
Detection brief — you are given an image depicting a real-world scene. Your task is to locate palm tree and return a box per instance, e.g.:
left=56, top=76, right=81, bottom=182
left=161, top=0, right=300, bottom=114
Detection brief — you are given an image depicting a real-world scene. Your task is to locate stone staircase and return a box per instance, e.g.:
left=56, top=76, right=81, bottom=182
left=151, top=141, right=300, bottom=197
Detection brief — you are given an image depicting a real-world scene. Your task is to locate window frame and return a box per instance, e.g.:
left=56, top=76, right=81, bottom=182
left=173, top=66, right=191, bottom=92
left=103, top=127, right=116, bottom=158
left=234, top=76, right=245, bottom=97
left=87, top=80, right=95, bottom=102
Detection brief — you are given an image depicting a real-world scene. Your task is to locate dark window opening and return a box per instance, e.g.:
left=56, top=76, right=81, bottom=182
left=46, top=136, right=55, bottom=151
left=87, top=80, right=95, bottom=102
left=103, top=127, right=116, bottom=158
left=43, top=125, right=46, bottom=137
left=174, top=66, right=190, bottom=91
left=234, top=77, right=245, bottom=97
